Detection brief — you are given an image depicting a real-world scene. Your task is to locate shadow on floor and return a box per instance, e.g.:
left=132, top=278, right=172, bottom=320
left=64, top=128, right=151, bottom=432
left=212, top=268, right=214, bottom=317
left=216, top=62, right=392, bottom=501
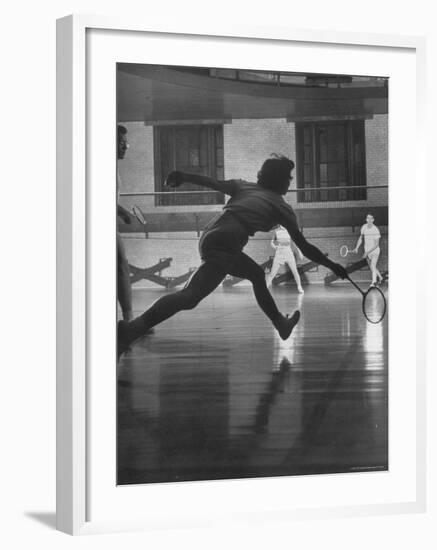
left=25, top=511, right=56, bottom=530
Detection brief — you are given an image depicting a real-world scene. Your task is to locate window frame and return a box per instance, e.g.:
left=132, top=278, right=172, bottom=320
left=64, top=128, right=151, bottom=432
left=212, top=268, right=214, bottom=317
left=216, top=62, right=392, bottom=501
left=153, top=123, right=225, bottom=207
left=295, top=119, right=367, bottom=203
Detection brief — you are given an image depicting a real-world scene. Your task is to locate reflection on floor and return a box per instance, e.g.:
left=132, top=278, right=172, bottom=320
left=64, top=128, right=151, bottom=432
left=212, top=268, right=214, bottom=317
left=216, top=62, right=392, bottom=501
left=117, top=284, right=388, bottom=485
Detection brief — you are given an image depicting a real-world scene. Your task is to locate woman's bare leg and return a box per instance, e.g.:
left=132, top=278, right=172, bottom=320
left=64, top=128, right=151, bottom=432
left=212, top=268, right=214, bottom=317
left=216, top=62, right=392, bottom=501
left=229, top=253, right=300, bottom=339
left=266, top=256, right=281, bottom=287
left=118, top=260, right=228, bottom=355
left=285, top=254, right=304, bottom=293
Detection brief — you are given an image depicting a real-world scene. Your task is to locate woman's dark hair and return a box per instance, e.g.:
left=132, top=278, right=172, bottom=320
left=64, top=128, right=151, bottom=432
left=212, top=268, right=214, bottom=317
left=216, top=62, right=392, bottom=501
left=257, top=154, right=295, bottom=195
left=117, top=124, right=127, bottom=137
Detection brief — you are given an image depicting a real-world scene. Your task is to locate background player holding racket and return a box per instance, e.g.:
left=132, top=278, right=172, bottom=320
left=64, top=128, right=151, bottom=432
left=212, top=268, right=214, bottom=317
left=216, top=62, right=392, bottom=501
left=118, top=155, right=348, bottom=358
left=267, top=225, right=304, bottom=293
left=353, top=213, right=383, bottom=287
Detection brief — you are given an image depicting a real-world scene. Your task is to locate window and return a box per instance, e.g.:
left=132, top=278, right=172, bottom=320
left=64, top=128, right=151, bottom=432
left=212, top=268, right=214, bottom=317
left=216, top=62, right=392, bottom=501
left=154, top=125, right=225, bottom=206
left=295, top=120, right=366, bottom=202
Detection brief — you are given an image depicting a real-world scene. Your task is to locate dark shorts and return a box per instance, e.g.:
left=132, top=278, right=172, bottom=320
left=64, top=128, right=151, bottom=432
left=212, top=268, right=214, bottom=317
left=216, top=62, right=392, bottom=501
left=198, top=212, right=249, bottom=268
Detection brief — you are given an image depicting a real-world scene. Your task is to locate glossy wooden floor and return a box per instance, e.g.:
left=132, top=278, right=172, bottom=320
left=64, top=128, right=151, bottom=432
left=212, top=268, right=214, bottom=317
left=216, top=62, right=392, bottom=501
left=117, top=284, right=388, bottom=485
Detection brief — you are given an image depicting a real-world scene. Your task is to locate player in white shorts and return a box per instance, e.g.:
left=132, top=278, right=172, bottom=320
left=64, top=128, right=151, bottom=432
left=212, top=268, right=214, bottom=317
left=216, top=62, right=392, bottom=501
left=267, top=225, right=304, bottom=293
left=353, top=214, right=383, bottom=287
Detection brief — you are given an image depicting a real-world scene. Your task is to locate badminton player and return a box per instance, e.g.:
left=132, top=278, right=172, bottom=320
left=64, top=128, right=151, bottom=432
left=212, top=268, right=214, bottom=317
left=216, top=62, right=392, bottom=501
left=118, top=155, right=347, bottom=357
left=353, top=213, right=383, bottom=287
left=267, top=225, right=304, bottom=293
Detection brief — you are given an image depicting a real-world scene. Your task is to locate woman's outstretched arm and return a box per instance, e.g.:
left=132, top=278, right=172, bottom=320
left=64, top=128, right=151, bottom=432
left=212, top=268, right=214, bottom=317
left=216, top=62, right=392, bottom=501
left=165, top=170, right=238, bottom=195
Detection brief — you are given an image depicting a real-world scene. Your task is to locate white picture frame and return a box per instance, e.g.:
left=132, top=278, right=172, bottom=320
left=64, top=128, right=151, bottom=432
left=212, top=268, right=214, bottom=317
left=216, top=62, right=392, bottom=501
left=56, top=14, right=427, bottom=536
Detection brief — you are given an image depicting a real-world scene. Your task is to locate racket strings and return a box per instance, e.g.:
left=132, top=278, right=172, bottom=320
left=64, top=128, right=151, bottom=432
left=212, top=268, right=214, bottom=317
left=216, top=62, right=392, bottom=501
left=363, top=287, right=386, bottom=323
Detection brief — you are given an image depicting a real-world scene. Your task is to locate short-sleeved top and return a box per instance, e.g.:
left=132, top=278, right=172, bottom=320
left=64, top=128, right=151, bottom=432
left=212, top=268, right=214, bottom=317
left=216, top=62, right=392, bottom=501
left=361, top=223, right=381, bottom=252
left=221, top=180, right=297, bottom=236
left=275, top=228, right=291, bottom=247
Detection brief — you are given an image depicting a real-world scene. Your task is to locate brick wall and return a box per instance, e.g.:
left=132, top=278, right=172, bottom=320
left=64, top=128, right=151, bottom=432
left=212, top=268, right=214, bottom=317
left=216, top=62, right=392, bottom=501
left=118, top=122, right=154, bottom=194
left=119, top=119, right=297, bottom=215
left=118, top=115, right=388, bottom=215
left=365, top=114, right=389, bottom=190
left=224, top=119, right=296, bottom=182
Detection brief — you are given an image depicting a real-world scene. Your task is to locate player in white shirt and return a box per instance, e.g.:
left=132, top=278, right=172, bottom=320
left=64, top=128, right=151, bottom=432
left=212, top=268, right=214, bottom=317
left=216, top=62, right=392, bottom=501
left=266, top=225, right=304, bottom=293
left=353, top=214, right=383, bottom=287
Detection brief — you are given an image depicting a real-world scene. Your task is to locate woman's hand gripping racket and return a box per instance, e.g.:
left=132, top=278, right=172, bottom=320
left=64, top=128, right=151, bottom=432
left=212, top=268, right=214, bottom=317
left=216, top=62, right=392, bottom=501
left=347, top=276, right=387, bottom=323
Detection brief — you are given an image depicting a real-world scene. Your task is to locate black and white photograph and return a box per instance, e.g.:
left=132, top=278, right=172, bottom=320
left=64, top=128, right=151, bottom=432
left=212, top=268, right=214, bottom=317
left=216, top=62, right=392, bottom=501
left=115, top=63, right=389, bottom=485
left=1, top=0, right=434, bottom=542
